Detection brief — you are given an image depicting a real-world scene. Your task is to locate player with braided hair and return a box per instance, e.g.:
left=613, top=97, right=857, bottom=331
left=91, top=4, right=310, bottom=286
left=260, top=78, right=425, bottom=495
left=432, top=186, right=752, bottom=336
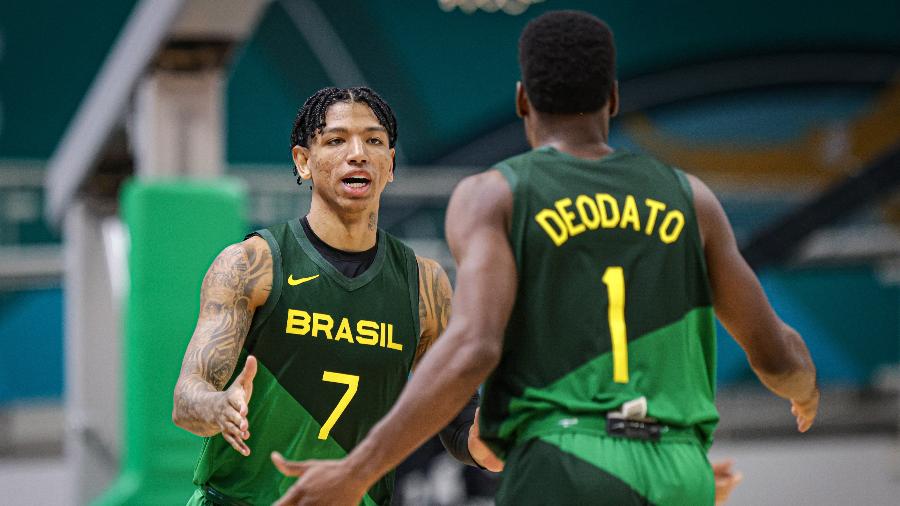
left=174, top=86, right=500, bottom=505
left=289, top=87, right=398, bottom=186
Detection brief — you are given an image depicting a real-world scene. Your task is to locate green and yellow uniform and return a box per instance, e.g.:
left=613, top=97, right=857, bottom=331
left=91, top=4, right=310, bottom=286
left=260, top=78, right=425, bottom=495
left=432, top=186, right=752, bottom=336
left=188, top=220, right=420, bottom=506
left=482, top=147, right=718, bottom=505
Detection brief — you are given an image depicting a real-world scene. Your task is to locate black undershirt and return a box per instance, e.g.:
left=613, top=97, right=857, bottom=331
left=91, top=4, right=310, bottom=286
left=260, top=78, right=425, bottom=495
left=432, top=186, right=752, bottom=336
left=300, top=216, right=377, bottom=278
left=264, top=218, right=480, bottom=467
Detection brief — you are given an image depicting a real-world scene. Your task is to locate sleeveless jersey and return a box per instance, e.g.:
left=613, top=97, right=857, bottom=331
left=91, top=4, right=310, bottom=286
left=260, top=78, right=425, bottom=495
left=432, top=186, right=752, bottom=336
left=480, top=146, right=718, bottom=458
left=193, top=220, right=420, bottom=505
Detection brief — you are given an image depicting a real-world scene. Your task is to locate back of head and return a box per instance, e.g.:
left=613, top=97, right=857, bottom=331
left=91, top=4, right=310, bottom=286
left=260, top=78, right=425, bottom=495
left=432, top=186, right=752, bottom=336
left=519, top=10, right=616, bottom=114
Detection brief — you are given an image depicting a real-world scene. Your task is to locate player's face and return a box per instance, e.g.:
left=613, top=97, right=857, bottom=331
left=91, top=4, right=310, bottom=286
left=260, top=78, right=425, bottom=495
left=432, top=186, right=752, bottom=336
left=294, top=101, right=395, bottom=213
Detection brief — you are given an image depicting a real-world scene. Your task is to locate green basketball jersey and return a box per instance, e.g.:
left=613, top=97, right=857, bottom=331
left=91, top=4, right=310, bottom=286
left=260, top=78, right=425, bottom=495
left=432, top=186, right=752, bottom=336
left=193, top=220, right=420, bottom=506
left=480, top=146, right=718, bottom=458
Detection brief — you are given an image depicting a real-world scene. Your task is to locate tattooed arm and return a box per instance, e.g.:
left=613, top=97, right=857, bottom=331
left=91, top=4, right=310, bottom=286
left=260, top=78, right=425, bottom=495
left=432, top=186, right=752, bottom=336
left=413, top=256, right=452, bottom=369
left=413, top=256, right=502, bottom=471
left=172, top=236, right=272, bottom=455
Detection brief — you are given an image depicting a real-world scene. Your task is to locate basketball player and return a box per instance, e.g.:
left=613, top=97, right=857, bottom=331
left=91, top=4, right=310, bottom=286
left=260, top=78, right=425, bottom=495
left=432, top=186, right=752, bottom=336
left=272, top=11, right=818, bottom=506
left=172, top=86, right=500, bottom=506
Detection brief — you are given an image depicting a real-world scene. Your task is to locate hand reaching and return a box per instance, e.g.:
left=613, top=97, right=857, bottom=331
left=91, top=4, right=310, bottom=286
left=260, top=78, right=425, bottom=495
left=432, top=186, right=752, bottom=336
left=218, top=355, right=257, bottom=455
left=272, top=452, right=366, bottom=506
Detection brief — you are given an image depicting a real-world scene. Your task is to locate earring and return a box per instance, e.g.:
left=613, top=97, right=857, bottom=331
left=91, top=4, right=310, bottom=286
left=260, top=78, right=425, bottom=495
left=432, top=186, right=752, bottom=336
left=296, top=175, right=304, bottom=186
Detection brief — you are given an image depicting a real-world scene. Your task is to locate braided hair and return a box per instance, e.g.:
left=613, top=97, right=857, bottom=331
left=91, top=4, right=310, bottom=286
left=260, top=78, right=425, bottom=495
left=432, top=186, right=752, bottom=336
left=289, top=87, right=398, bottom=185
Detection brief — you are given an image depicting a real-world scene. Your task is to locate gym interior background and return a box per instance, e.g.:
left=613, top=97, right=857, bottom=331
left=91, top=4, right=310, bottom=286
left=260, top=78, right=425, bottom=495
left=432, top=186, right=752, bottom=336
left=0, top=0, right=898, bottom=504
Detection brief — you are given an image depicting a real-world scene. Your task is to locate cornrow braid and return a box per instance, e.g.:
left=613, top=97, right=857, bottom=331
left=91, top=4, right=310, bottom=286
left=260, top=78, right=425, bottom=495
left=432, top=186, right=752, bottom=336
left=289, top=87, right=398, bottom=185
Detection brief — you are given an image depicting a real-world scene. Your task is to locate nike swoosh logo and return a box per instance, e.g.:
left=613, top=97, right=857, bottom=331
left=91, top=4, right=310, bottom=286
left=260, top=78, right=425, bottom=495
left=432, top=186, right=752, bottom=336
left=287, top=274, right=320, bottom=286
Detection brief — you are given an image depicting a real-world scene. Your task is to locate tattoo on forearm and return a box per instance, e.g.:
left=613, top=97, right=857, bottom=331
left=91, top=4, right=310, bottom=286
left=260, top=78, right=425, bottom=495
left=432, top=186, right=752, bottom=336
left=414, top=257, right=453, bottom=367
left=174, top=241, right=272, bottom=432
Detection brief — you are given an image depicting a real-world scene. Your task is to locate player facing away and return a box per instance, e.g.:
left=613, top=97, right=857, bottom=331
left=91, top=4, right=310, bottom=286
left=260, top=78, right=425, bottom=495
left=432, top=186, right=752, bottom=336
left=271, top=11, right=819, bottom=506
left=172, top=87, right=500, bottom=506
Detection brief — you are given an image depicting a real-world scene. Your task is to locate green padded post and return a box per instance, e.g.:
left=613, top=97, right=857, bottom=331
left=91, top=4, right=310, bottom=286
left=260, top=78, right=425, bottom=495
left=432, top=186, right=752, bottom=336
left=94, top=179, right=247, bottom=505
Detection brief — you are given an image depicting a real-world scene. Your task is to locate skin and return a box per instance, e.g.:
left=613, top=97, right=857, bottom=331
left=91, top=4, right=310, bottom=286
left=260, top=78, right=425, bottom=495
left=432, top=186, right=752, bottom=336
left=271, top=83, right=819, bottom=505
left=172, top=100, right=501, bottom=471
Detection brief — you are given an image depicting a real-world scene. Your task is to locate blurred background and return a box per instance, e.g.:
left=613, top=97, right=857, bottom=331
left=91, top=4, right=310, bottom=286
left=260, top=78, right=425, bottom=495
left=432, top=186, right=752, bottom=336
left=0, top=0, right=898, bottom=504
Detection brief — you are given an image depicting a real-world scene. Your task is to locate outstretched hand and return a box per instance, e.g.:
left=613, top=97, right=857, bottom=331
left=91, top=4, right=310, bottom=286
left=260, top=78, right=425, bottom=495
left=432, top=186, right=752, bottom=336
left=272, top=452, right=367, bottom=506
left=468, top=407, right=504, bottom=472
left=218, top=355, right=257, bottom=456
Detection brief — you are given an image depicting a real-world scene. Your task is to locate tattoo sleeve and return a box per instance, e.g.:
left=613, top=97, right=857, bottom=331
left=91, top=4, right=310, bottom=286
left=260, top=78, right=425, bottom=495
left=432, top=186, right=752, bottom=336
left=413, top=256, right=453, bottom=369
left=172, top=239, right=272, bottom=435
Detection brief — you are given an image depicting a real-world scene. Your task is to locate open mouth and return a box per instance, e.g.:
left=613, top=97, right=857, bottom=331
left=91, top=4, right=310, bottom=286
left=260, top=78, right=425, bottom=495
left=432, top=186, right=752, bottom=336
left=342, top=176, right=371, bottom=190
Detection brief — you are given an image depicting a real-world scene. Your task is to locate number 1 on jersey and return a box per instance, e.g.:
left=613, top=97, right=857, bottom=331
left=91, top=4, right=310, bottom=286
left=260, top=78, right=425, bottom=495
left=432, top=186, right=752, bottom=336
left=602, top=266, right=629, bottom=383
left=319, top=371, right=359, bottom=440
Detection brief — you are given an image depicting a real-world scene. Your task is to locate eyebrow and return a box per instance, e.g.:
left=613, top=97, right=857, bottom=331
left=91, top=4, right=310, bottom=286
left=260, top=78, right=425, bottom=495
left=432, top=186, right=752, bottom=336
left=321, top=126, right=387, bottom=134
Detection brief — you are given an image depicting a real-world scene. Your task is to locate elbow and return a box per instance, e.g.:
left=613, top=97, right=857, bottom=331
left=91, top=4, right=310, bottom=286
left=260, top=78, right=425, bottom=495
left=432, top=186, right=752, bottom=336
left=459, top=329, right=502, bottom=377
left=172, top=396, right=185, bottom=429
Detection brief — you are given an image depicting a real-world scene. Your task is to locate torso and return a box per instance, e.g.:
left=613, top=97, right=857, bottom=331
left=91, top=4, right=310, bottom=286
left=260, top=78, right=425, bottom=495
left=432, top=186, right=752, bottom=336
left=479, top=146, right=719, bottom=457
left=193, top=220, right=420, bottom=506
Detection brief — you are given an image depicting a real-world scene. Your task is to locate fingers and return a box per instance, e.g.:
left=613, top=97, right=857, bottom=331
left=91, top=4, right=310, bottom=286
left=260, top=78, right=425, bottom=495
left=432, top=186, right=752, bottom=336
left=791, top=392, right=819, bottom=433
left=272, top=452, right=312, bottom=477
left=219, top=395, right=250, bottom=455
left=273, top=480, right=304, bottom=506
left=712, top=459, right=733, bottom=475
left=238, top=355, right=258, bottom=388
left=222, top=424, right=251, bottom=456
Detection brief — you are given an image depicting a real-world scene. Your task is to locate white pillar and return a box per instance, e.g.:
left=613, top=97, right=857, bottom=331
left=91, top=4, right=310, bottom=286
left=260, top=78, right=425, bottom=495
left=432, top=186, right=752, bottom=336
left=64, top=200, right=125, bottom=505
left=132, top=68, right=225, bottom=178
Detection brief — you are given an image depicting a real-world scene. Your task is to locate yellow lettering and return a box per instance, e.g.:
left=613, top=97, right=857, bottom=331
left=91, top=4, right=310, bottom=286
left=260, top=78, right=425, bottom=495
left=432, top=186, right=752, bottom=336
left=285, top=309, right=310, bottom=335
left=334, top=317, right=354, bottom=343
left=387, top=324, right=402, bottom=351
left=644, top=198, right=667, bottom=236
left=575, top=194, right=601, bottom=230
left=595, top=194, right=620, bottom=228
left=380, top=323, right=387, bottom=347
left=619, top=195, right=641, bottom=232
left=355, top=320, right=379, bottom=345
left=659, top=210, right=685, bottom=244
left=535, top=209, right=568, bottom=246
left=555, top=197, right=585, bottom=237
left=312, top=312, right=334, bottom=339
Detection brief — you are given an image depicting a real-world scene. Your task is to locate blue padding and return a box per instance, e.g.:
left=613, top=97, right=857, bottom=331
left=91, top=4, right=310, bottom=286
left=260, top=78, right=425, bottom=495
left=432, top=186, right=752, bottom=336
left=0, top=288, right=64, bottom=404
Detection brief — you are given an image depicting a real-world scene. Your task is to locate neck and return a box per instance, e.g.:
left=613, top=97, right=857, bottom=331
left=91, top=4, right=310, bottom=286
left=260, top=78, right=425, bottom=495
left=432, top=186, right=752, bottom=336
left=305, top=196, right=378, bottom=252
left=527, top=110, right=614, bottom=159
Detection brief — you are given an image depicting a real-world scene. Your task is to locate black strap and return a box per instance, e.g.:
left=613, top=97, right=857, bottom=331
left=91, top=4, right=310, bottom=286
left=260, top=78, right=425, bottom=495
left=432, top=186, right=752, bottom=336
left=203, top=485, right=253, bottom=506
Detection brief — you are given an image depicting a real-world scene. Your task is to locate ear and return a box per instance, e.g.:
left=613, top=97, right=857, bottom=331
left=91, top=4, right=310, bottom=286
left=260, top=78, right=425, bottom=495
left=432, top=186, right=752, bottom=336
left=516, top=81, right=530, bottom=118
left=292, top=145, right=312, bottom=180
left=608, top=80, right=620, bottom=118
left=387, top=149, right=396, bottom=183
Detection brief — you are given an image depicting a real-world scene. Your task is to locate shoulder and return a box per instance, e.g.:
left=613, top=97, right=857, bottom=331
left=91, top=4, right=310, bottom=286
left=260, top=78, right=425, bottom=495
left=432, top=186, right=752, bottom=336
left=206, top=236, right=273, bottom=308
left=684, top=173, right=729, bottom=249
left=452, top=169, right=513, bottom=213
left=416, top=256, right=448, bottom=284
left=446, top=169, right=513, bottom=240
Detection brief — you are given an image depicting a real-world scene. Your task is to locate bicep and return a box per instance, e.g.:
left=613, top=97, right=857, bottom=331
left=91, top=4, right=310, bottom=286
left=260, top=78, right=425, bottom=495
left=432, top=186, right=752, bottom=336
left=690, top=175, right=783, bottom=353
left=413, top=256, right=453, bottom=369
left=443, top=171, right=517, bottom=355
left=179, top=239, right=271, bottom=388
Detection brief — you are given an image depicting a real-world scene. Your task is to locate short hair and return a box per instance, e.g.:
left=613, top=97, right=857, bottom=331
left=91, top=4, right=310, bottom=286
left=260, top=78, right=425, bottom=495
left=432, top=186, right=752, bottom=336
left=290, top=86, right=398, bottom=150
left=518, top=10, right=616, bottom=114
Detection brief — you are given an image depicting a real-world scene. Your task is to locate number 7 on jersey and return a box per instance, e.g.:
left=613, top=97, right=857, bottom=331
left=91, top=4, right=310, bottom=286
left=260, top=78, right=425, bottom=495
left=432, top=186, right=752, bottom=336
left=602, top=266, right=629, bottom=384
left=318, top=371, right=359, bottom=440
